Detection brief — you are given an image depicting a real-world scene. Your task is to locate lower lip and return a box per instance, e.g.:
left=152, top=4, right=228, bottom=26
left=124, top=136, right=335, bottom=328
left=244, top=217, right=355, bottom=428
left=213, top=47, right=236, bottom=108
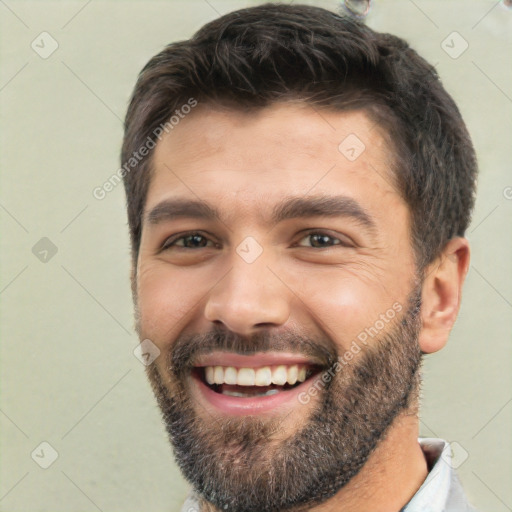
left=192, top=371, right=320, bottom=416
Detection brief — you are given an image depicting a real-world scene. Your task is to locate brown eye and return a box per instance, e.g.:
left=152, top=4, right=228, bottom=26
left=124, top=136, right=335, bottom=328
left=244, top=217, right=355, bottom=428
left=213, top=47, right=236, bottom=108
left=310, top=234, right=338, bottom=248
left=179, top=234, right=209, bottom=248
left=162, top=232, right=215, bottom=250
left=297, top=232, right=348, bottom=248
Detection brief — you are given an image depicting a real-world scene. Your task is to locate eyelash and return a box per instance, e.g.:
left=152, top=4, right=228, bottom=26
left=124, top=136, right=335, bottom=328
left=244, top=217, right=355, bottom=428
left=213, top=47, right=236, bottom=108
left=160, top=230, right=353, bottom=251
left=161, top=231, right=218, bottom=251
left=296, top=231, right=352, bottom=248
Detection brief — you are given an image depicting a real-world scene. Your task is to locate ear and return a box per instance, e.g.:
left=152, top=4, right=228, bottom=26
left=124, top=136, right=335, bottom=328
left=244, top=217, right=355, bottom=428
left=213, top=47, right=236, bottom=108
left=418, top=237, right=470, bottom=354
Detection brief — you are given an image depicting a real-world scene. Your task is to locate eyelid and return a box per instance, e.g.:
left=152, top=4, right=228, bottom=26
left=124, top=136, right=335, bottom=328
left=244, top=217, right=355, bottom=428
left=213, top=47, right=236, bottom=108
left=160, top=230, right=219, bottom=250
left=294, top=229, right=355, bottom=248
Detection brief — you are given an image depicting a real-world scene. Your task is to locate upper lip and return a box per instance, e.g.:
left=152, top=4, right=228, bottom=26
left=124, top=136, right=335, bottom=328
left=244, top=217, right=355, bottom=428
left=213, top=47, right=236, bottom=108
left=193, top=351, right=324, bottom=368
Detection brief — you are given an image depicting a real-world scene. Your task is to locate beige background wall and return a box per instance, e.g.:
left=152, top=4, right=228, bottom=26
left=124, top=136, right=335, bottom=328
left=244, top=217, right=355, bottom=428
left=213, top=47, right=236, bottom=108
left=1, top=1, right=511, bottom=511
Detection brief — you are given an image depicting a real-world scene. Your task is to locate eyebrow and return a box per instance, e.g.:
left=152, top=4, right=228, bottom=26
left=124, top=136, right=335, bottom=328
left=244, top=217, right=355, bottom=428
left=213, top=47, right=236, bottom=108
left=271, top=195, right=376, bottom=231
left=146, top=198, right=218, bottom=224
left=145, top=195, right=376, bottom=232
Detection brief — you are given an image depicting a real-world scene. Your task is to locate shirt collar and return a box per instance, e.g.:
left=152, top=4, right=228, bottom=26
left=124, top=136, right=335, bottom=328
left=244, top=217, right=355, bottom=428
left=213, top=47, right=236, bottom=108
left=401, top=438, right=453, bottom=512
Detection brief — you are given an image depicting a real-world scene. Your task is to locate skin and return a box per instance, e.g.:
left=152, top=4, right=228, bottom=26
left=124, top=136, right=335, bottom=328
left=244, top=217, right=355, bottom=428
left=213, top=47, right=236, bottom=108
left=134, top=102, right=470, bottom=511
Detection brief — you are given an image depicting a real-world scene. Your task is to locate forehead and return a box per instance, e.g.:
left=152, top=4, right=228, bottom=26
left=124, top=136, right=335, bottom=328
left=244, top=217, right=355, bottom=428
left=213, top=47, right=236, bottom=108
left=146, top=102, right=404, bottom=225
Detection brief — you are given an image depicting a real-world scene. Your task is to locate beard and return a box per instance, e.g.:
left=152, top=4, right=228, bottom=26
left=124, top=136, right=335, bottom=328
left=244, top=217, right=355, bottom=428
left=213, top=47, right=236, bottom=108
left=142, top=286, right=423, bottom=512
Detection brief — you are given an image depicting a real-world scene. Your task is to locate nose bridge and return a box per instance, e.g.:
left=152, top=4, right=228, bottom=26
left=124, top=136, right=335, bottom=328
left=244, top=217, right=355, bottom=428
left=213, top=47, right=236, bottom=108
left=204, top=246, right=291, bottom=334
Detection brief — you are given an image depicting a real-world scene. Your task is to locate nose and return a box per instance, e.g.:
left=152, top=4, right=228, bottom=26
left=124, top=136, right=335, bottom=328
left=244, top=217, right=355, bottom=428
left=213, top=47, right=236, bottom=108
left=204, top=253, right=291, bottom=336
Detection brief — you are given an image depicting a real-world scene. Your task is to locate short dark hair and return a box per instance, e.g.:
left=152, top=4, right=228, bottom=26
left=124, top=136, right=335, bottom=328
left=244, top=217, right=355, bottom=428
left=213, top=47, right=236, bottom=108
left=122, top=3, right=477, bottom=271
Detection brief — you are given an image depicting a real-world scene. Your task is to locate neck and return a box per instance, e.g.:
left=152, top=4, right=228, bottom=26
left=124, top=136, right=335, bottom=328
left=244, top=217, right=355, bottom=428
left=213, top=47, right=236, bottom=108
left=302, top=412, right=428, bottom=512
left=199, top=411, right=428, bottom=512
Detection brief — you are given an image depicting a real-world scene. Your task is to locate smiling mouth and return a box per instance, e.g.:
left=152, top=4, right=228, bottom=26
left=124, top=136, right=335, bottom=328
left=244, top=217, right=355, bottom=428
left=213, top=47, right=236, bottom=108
left=193, top=363, right=322, bottom=397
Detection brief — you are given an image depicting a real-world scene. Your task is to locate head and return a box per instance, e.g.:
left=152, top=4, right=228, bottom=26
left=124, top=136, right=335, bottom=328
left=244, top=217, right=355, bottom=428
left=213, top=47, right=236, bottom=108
left=122, top=4, right=476, bottom=511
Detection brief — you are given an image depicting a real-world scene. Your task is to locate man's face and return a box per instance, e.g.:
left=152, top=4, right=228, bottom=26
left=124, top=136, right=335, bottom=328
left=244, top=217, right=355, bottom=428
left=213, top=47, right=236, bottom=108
left=135, top=103, right=422, bottom=510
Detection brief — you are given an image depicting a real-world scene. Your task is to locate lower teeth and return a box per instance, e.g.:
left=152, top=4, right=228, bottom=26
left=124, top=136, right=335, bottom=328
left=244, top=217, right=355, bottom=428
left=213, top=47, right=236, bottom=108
left=221, top=389, right=280, bottom=397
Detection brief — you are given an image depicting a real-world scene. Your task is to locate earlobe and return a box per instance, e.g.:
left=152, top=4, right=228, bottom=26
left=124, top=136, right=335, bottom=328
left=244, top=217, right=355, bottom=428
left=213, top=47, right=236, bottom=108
left=418, top=238, right=470, bottom=354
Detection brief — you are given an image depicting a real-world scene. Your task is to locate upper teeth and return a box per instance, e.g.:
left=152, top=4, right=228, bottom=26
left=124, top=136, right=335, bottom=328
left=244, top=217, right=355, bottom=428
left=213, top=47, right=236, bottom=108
left=204, top=365, right=308, bottom=386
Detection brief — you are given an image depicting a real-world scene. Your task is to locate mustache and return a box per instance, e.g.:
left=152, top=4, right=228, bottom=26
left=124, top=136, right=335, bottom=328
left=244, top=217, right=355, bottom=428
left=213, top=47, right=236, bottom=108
left=168, top=325, right=338, bottom=377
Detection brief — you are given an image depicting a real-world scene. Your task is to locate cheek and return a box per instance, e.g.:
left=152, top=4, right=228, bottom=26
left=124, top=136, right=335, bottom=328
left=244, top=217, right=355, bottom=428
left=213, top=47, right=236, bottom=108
left=295, top=269, right=400, bottom=350
left=136, top=263, right=211, bottom=347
